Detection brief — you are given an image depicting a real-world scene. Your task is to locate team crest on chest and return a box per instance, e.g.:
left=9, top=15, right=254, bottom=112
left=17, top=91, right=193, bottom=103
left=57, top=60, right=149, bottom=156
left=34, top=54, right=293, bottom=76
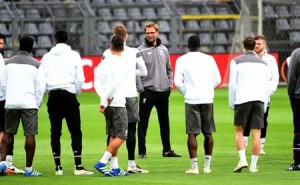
left=160, top=50, right=164, bottom=55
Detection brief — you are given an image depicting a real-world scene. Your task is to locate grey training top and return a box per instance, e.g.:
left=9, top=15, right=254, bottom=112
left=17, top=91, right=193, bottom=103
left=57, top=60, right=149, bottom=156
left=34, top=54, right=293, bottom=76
left=136, top=38, right=173, bottom=92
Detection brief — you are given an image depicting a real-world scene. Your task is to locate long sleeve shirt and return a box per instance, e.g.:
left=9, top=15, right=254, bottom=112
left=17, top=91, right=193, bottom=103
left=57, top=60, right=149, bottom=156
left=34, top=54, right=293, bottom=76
left=4, top=51, right=46, bottom=109
left=40, top=43, right=85, bottom=95
left=102, top=45, right=147, bottom=98
left=229, top=50, right=269, bottom=109
left=94, top=54, right=128, bottom=107
left=136, top=38, right=173, bottom=92
left=174, top=51, right=221, bottom=104
left=260, top=50, right=279, bottom=102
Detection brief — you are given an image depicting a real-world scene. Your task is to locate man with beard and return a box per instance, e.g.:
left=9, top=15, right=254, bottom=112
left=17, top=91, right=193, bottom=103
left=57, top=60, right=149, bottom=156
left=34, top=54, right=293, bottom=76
left=243, top=35, right=279, bottom=155
left=136, top=22, right=181, bottom=158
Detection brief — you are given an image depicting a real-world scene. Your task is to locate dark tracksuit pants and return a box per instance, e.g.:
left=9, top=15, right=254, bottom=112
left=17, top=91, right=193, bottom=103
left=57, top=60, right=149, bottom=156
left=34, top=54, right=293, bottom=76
left=47, top=90, right=82, bottom=164
left=138, top=89, right=171, bottom=155
left=290, top=96, right=300, bottom=165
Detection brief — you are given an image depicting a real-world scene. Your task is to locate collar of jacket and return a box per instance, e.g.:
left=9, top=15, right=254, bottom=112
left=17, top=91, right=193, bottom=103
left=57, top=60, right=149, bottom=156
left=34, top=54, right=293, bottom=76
left=243, top=50, right=256, bottom=55
left=145, top=37, right=162, bottom=47
left=18, top=51, right=32, bottom=56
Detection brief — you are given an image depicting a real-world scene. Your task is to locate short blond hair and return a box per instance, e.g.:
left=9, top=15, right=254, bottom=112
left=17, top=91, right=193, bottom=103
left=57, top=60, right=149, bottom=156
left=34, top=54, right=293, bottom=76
left=144, top=22, right=159, bottom=32
left=113, top=24, right=127, bottom=39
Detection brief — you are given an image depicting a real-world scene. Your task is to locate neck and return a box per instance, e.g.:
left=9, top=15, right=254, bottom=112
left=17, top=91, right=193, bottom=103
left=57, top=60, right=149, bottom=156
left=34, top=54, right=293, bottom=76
left=153, top=40, right=157, bottom=46
left=111, top=50, right=122, bottom=56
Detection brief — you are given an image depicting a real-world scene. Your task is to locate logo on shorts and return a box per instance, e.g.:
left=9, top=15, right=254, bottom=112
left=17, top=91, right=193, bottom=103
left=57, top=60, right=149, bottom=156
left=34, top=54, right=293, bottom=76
left=125, top=130, right=128, bottom=137
left=143, top=98, right=146, bottom=104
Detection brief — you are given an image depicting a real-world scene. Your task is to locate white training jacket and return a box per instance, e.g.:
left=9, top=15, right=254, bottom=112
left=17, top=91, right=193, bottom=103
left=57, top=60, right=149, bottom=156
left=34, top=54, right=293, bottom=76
left=102, top=45, right=147, bottom=98
left=40, top=43, right=84, bottom=95
left=174, top=52, right=221, bottom=104
left=4, top=51, right=46, bottom=109
left=0, top=53, right=5, bottom=101
left=94, top=54, right=128, bottom=107
left=229, top=51, right=269, bottom=110
left=260, top=50, right=279, bottom=102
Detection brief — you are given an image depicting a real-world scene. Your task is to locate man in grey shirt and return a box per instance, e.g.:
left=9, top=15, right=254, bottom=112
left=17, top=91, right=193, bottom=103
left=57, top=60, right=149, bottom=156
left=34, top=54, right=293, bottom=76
left=136, top=22, right=181, bottom=158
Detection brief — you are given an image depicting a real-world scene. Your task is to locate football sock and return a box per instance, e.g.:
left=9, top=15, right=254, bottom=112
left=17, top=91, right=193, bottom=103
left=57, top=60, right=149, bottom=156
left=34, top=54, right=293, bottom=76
left=26, top=166, right=33, bottom=172
left=260, top=138, right=266, bottom=148
left=100, top=151, right=112, bottom=164
left=243, top=137, right=249, bottom=148
left=5, top=155, right=12, bottom=168
left=109, top=157, right=119, bottom=169
left=204, top=155, right=211, bottom=168
left=190, top=158, right=198, bottom=170
left=250, top=155, right=259, bottom=168
left=128, top=160, right=136, bottom=169
left=238, top=150, right=246, bottom=162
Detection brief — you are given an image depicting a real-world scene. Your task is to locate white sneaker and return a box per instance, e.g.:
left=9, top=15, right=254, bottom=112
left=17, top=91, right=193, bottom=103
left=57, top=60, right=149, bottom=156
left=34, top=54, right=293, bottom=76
left=249, top=167, right=259, bottom=173
left=234, top=161, right=248, bottom=173
left=6, top=166, right=25, bottom=174
left=203, top=167, right=212, bottom=173
left=55, top=170, right=63, bottom=175
left=74, top=166, right=94, bottom=175
left=260, top=148, right=266, bottom=155
left=185, top=168, right=199, bottom=174
left=55, top=166, right=63, bottom=176
left=127, top=165, right=149, bottom=174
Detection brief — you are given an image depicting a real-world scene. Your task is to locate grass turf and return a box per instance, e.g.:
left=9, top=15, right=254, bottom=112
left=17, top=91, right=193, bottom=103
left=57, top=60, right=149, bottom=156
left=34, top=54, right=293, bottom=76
left=1, top=87, right=298, bottom=185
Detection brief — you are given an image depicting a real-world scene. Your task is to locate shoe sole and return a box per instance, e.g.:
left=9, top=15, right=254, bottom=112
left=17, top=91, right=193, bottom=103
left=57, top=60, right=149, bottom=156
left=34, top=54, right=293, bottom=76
left=128, top=170, right=149, bottom=174
left=185, top=171, right=199, bottom=174
left=138, top=155, right=146, bottom=159
left=234, top=166, right=248, bottom=173
left=163, top=155, right=182, bottom=157
left=94, top=165, right=113, bottom=177
left=286, top=168, right=300, bottom=171
left=6, top=169, right=24, bottom=175
left=111, top=172, right=129, bottom=176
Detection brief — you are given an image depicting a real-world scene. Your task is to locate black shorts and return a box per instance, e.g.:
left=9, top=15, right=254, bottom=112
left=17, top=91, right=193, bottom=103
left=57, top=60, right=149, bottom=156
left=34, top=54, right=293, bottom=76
left=185, top=103, right=216, bottom=134
left=234, top=101, right=264, bottom=129
left=104, top=106, right=128, bottom=139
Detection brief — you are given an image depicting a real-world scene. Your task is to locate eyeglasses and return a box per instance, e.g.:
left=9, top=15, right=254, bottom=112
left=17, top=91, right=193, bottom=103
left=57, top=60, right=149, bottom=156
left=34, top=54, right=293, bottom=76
left=146, top=32, right=157, bottom=35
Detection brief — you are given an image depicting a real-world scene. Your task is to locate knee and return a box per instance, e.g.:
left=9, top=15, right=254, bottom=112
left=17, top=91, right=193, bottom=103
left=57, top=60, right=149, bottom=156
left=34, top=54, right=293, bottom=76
left=204, top=133, right=213, bottom=142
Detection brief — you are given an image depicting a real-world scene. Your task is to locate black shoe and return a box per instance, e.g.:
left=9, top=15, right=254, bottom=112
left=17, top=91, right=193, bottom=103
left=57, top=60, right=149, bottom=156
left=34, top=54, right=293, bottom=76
left=138, top=154, right=147, bottom=159
left=163, top=150, right=182, bottom=157
left=287, top=164, right=300, bottom=171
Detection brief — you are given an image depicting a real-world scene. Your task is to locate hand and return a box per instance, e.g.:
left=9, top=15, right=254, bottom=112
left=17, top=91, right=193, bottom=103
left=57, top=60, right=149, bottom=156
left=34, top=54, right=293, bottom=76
left=99, top=105, right=106, bottom=113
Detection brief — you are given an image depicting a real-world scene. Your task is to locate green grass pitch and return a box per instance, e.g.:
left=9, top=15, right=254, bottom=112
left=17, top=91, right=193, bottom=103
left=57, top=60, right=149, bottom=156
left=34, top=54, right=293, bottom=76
left=1, top=87, right=299, bottom=185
